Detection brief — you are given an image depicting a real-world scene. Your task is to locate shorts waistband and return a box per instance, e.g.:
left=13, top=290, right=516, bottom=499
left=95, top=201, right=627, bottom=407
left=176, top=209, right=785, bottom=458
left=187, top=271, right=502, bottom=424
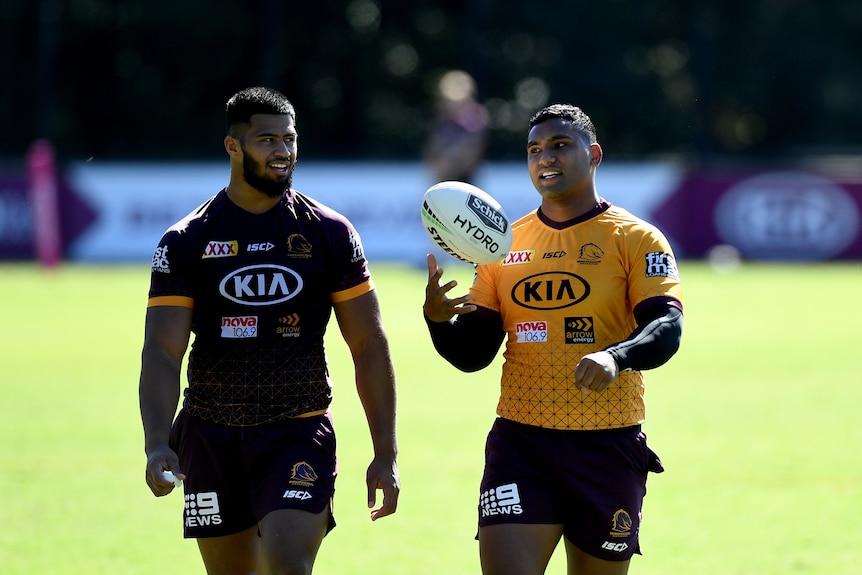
left=294, top=408, right=329, bottom=418
left=571, top=424, right=641, bottom=435
left=500, top=418, right=641, bottom=435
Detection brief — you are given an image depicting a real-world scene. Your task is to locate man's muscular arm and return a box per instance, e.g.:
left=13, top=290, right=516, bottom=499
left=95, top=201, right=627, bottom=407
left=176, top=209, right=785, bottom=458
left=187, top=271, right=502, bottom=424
left=424, top=306, right=505, bottom=372
left=576, top=300, right=683, bottom=392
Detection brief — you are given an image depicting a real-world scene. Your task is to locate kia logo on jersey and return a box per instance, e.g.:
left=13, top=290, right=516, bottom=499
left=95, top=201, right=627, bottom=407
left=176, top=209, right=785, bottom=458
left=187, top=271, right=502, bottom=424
left=219, top=264, right=303, bottom=306
left=511, top=271, right=590, bottom=310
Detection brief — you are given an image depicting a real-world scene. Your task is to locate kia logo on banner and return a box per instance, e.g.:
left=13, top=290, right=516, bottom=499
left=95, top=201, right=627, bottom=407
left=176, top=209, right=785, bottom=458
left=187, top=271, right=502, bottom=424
left=651, top=167, right=862, bottom=261
left=714, top=172, right=860, bottom=261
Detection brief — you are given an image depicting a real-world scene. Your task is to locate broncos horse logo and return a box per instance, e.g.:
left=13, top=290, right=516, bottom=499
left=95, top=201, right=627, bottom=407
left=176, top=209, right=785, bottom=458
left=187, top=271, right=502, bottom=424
left=290, top=461, right=319, bottom=485
left=287, top=233, right=312, bottom=254
left=611, top=509, right=633, bottom=536
left=578, top=243, right=604, bottom=261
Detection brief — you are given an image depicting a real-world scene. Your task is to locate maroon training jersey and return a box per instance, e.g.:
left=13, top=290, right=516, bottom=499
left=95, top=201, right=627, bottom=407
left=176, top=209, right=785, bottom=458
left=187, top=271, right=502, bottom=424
left=147, top=189, right=374, bottom=426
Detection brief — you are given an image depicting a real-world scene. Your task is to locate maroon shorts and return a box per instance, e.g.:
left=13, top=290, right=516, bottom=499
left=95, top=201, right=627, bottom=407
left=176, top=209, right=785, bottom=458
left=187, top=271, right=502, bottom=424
left=478, top=417, right=664, bottom=561
left=169, top=409, right=337, bottom=539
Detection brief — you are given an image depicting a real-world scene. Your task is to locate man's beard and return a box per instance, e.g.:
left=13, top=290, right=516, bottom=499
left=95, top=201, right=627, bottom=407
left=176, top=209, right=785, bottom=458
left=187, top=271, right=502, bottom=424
left=242, top=152, right=294, bottom=198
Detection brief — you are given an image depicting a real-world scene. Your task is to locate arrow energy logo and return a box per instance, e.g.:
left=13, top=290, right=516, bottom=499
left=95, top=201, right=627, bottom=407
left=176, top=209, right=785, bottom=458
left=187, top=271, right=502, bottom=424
left=277, top=313, right=301, bottom=338
left=564, top=316, right=595, bottom=344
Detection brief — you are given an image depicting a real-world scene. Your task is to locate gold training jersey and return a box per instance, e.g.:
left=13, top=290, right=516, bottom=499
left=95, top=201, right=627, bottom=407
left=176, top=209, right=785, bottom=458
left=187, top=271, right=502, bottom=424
left=470, top=202, right=683, bottom=430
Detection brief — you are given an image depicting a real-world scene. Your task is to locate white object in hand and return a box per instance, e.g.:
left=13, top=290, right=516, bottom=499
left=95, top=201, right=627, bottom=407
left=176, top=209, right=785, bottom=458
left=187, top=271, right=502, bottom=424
left=162, top=470, right=182, bottom=487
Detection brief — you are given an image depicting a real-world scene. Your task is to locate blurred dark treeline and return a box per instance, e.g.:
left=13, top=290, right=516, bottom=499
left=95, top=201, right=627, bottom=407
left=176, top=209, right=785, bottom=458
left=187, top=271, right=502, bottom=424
left=2, top=0, right=861, bottom=163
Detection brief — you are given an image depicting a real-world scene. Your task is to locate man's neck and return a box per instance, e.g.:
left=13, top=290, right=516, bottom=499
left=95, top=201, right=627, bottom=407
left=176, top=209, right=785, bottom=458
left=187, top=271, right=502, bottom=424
left=225, top=183, right=282, bottom=214
left=540, top=192, right=601, bottom=223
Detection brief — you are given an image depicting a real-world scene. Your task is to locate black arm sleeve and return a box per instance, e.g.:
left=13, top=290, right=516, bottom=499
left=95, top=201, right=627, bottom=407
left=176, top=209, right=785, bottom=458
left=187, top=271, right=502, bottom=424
left=424, top=306, right=505, bottom=372
left=603, top=302, right=683, bottom=372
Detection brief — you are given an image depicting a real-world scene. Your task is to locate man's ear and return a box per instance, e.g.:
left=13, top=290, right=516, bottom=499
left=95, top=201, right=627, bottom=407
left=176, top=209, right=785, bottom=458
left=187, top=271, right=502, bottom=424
left=224, top=136, right=240, bottom=157
left=590, top=143, right=603, bottom=167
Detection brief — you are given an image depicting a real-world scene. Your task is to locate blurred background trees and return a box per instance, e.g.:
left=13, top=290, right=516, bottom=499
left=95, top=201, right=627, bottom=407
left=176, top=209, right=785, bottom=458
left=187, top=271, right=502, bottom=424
left=3, top=0, right=860, bottom=162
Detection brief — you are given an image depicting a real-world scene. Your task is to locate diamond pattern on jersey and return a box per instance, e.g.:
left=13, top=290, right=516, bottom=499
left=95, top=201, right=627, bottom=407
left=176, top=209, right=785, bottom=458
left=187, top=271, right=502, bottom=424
left=185, top=344, right=332, bottom=426
left=473, top=206, right=679, bottom=431
left=498, top=338, right=644, bottom=430
left=147, top=190, right=370, bottom=428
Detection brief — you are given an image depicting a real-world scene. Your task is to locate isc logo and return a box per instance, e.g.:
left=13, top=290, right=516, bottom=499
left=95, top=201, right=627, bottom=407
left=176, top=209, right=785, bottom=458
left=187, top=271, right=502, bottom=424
left=283, top=489, right=313, bottom=500
left=601, top=541, right=629, bottom=552
left=219, top=264, right=303, bottom=306
left=248, top=242, right=275, bottom=252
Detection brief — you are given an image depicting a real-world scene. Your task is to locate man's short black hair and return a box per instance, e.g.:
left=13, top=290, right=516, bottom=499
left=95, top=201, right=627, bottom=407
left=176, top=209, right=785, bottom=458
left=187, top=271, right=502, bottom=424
left=529, top=104, right=597, bottom=144
left=225, top=87, right=295, bottom=135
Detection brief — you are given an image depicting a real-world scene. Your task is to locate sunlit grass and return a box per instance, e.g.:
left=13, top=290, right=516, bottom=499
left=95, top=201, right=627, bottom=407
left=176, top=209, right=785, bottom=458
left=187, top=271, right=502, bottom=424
left=0, top=261, right=860, bottom=574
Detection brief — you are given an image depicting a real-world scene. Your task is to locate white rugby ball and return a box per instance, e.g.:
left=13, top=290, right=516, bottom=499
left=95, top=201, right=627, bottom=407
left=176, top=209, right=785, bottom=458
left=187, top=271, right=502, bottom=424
left=421, top=181, right=513, bottom=265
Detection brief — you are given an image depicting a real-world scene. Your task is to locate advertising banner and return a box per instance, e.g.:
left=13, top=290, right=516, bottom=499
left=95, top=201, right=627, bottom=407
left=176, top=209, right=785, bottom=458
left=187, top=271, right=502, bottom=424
left=2, top=160, right=860, bottom=263
left=653, top=168, right=862, bottom=260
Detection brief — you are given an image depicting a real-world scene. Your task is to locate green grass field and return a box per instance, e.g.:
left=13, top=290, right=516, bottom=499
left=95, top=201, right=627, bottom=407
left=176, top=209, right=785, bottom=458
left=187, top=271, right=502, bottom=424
left=1, top=260, right=860, bottom=574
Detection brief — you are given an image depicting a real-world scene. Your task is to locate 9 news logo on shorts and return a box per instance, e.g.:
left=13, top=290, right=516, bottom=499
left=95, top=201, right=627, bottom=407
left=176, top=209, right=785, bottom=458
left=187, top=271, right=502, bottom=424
left=184, top=491, right=223, bottom=528
left=479, top=482, right=523, bottom=517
